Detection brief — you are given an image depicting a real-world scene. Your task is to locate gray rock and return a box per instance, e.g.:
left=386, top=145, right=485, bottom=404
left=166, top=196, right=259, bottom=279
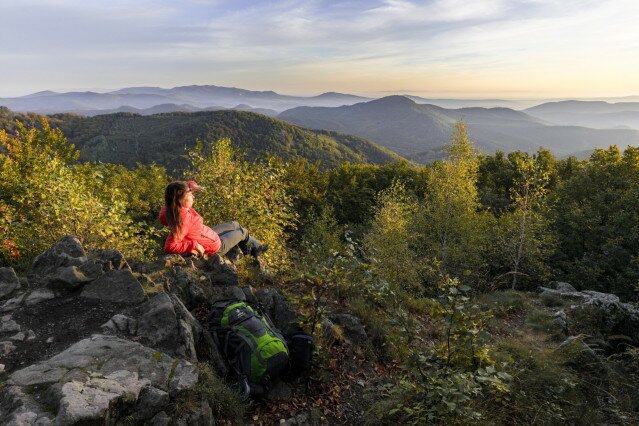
left=553, top=310, right=568, bottom=331
left=30, top=235, right=87, bottom=277
left=209, top=285, right=246, bottom=303
left=76, top=260, right=105, bottom=281
left=0, top=386, right=54, bottom=426
left=43, top=266, right=90, bottom=290
left=0, top=267, right=19, bottom=300
left=25, top=288, right=55, bottom=305
left=1, top=293, right=25, bottom=313
left=1, top=341, right=16, bottom=355
left=546, top=281, right=577, bottom=292
left=9, top=331, right=26, bottom=341
left=168, top=293, right=227, bottom=374
left=331, top=314, right=368, bottom=345
left=81, top=269, right=145, bottom=304
left=204, top=254, right=239, bottom=286
left=9, top=335, right=196, bottom=393
left=90, top=249, right=129, bottom=271
left=181, top=400, right=213, bottom=426
left=0, top=319, right=21, bottom=334
left=135, top=386, right=169, bottom=421
left=101, top=314, right=138, bottom=335
left=168, top=361, right=198, bottom=397
left=56, top=370, right=150, bottom=425
left=26, top=330, right=36, bottom=340
left=177, top=319, right=197, bottom=361
left=150, top=411, right=171, bottom=426
left=256, top=288, right=302, bottom=336
left=137, top=293, right=180, bottom=351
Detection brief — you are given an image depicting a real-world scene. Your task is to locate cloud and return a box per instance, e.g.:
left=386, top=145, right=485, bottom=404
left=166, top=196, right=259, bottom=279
left=1, top=0, right=639, bottom=96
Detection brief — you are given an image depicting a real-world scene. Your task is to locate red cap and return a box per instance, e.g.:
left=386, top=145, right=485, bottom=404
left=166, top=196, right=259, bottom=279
left=187, top=180, right=205, bottom=192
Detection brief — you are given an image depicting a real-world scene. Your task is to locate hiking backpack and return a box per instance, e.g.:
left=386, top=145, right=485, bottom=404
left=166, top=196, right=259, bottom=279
left=208, top=300, right=289, bottom=388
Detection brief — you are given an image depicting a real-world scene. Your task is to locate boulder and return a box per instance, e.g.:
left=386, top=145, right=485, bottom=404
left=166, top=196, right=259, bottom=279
left=0, top=267, right=19, bottom=300
left=56, top=370, right=150, bottom=425
left=43, top=265, right=91, bottom=290
left=209, top=285, right=246, bottom=303
left=30, top=235, right=87, bottom=277
left=101, top=314, right=138, bottom=335
left=136, top=293, right=181, bottom=354
left=204, top=255, right=239, bottom=287
left=25, top=288, right=56, bottom=306
left=0, top=385, right=54, bottom=425
left=81, top=269, right=146, bottom=304
left=135, top=385, right=169, bottom=421
left=90, top=249, right=130, bottom=271
left=5, top=335, right=198, bottom=424
left=0, top=293, right=25, bottom=313
left=256, top=288, right=302, bottom=337
left=547, top=281, right=578, bottom=293
left=331, top=314, right=368, bottom=345
left=553, top=310, right=568, bottom=332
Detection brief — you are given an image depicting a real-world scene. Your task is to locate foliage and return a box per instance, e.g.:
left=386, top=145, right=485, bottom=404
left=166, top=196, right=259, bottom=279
left=326, top=160, right=427, bottom=227
left=414, top=121, right=490, bottom=286
left=490, top=152, right=556, bottom=290
left=366, top=278, right=511, bottom=425
left=0, top=119, right=155, bottom=268
left=363, top=179, right=422, bottom=294
left=430, top=276, right=495, bottom=368
left=550, top=145, right=639, bottom=299
left=185, top=137, right=297, bottom=269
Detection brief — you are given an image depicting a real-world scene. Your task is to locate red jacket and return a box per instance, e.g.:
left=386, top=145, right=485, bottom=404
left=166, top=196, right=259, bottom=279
left=159, top=206, right=222, bottom=255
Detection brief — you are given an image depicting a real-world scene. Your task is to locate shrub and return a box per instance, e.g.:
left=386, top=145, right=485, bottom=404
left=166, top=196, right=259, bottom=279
left=0, top=119, right=155, bottom=268
left=184, top=138, right=297, bottom=270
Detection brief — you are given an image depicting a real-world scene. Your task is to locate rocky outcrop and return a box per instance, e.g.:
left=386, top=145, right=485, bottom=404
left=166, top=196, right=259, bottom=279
left=0, top=267, right=20, bottom=300
left=0, top=236, right=234, bottom=425
left=5, top=335, right=198, bottom=425
left=540, top=283, right=639, bottom=347
left=0, top=235, right=312, bottom=424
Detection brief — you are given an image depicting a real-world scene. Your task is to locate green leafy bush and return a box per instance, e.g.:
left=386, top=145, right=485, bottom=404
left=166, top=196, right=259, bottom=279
left=0, top=119, right=155, bottom=268
left=185, top=138, right=297, bottom=270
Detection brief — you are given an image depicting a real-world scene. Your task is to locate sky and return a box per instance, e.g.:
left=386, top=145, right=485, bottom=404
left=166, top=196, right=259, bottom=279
left=1, top=0, right=639, bottom=98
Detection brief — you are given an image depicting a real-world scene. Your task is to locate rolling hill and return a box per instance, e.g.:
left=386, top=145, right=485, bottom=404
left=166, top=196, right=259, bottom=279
left=0, top=108, right=402, bottom=171
left=525, top=100, right=639, bottom=129
left=278, top=96, right=639, bottom=161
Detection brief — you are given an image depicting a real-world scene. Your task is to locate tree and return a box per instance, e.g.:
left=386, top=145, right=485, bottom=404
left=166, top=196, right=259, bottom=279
left=364, top=179, right=421, bottom=294
left=551, top=146, right=639, bottom=299
left=415, top=121, right=489, bottom=285
left=494, top=153, right=555, bottom=289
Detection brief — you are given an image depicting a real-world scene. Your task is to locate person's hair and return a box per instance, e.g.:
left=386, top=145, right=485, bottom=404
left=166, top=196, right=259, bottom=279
left=165, top=181, right=189, bottom=236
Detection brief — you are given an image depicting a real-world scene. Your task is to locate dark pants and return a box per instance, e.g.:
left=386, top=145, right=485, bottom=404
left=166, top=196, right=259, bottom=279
left=212, top=221, right=258, bottom=256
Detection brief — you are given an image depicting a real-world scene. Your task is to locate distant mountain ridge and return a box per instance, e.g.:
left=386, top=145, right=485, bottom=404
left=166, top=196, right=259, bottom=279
left=525, top=100, right=639, bottom=129
left=0, top=85, right=372, bottom=115
left=278, top=96, right=639, bottom=162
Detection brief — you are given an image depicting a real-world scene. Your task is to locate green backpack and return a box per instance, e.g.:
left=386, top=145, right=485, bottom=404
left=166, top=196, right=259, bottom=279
left=209, top=300, right=289, bottom=387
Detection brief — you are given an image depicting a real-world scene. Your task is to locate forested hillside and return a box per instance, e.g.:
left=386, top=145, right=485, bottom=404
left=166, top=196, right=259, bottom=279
left=1, top=118, right=638, bottom=425
left=0, top=107, right=401, bottom=171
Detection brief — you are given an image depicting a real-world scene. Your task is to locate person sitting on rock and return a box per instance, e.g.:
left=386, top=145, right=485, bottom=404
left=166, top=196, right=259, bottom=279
left=159, top=180, right=268, bottom=258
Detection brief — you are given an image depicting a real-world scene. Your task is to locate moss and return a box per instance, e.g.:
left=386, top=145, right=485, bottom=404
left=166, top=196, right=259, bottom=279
left=152, top=351, right=163, bottom=362
left=171, top=363, right=246, bottom=422
left=167, top=358, right=179, bottom=386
